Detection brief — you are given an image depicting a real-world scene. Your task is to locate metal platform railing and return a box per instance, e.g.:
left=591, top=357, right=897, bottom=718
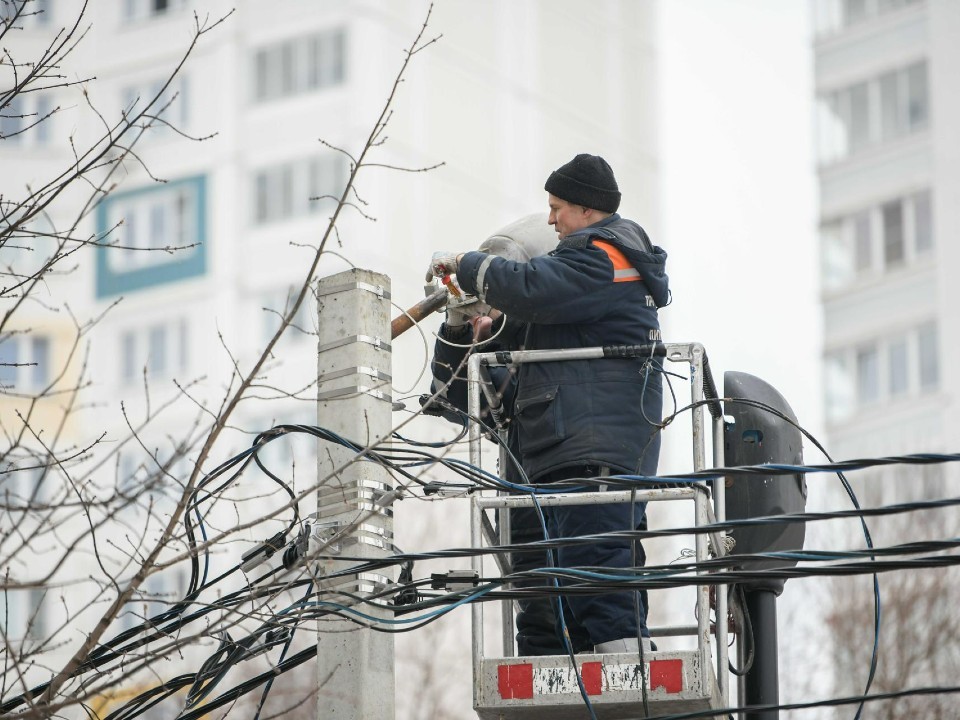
left=466, top=342, right=729, bottom=718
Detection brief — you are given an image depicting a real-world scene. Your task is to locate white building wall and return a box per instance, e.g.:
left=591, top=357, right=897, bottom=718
left=2, top=1, right=663, bottom=716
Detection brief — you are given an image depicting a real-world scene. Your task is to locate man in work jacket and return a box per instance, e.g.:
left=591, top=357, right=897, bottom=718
left=427, top=154, right=669, bottom=654
left=429, top=214, right=577, bottom=656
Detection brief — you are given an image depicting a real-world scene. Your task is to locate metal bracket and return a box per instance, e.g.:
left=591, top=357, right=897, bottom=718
left=317, top=384, right=392, bottom=404
left=319, top=366, right=392, bottom=383
left=309, top=520, right=395, bottom=555
left=317, top=335, right=391, bottom=354
left=310, top=520, right=347, bottom=554
left=316, top=280, right=391, bottom=300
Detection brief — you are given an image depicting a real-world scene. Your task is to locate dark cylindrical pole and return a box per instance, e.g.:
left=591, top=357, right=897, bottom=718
left=744, top=589, right=779, bottom=720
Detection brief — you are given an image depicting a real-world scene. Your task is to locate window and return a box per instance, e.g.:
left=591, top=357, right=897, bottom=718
left=824, top=352, right=854, bottom=422
left=107, top=183, right=198, bottom=272
left=1, top=95, right=24, bottom=141
left=261, top=287, right=314, bottom=344
left=0, top=337, right=17, bottom=388
left=817, top=61, right=929, bottom=164
left=821, top=190, right=933, bottom=292
left=0, top=215, right=58, bottom=279
left=0, top=585, right=52, bottom=643
left=96, top=176, right=206, bottom=297
left=0, top=459, right=51, bottom=507
left=848, top=81, right=870, bottom=153
left=118, top=452, right=141, bottom=493
left=816, top=93, right=848, bottom=164
left=0, top=591, right=26, bottom=639
left=0, top=0, right=51, bottom=29
left=1, top=463, right=29, bottom=506
left=887, top=338, right=908, bottom=397
left=856, top=346, right=880, bottom=405
left=253, top=154, right=346, bottom=225
left=843, top=0, right=869, bottom=25
left=26, top=588, right=46, bottom=639
left=33, top=0, right=49, bottom=25
left=917, top=322, right=938, bottom=391
left=906, top=61, right=929, bottom=131
left=0, top=334, right=51, bottom=391
left=0, top=92, right=54, bottom=147
left=878, top=61, right=928, bottom=141
left=123, top=0, right=186, bottom=22
left=825, top=321, right=940, bottom=422
left=821, top=221, right=852, bottom=291
left=121, top=74, right=189, bottom=135
left=881, top=200, right=904, bottom=266
left=147, top=325, right=167, bottom=376
left=119, top=318, right=189, bottom=385
left=34, top=94, right=51, bottom=143
left=913, top=190, right=933, bottom=253
left=30, top=336, right=49, bottom=388
left=879, top=70, right=902, bottom=140
left=853, top=211, right=872, bottom=273
left=815, top=0, right=923, bottom=37
left=253, top=28, right=346, bottom=103
left=121, top=331, right=137, bottom=383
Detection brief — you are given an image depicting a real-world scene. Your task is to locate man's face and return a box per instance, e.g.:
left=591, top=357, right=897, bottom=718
left=547, top=194, right=591, bottom=239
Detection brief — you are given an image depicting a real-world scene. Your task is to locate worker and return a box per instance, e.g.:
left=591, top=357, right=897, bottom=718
left=429, top=214, right=572, bottom=655
left=426, top=154, right=669, bottom=655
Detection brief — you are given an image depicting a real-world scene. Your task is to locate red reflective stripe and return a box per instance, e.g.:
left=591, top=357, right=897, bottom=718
left=592, top=239, right=641, bottom=283
left=649, top=659, right=684, bottom=693
left=581, top=662, right=603, bottom=695
left=498, top=663, right=533, bottom=699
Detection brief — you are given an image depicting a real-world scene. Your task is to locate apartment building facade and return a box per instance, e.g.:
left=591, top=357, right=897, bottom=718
left=2, top=1, right=660, bottom=715
left=815, top=0, right=957, bottom=491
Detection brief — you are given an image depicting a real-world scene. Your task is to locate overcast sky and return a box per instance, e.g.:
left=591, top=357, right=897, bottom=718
left=659, top=0, right=821, bottom=448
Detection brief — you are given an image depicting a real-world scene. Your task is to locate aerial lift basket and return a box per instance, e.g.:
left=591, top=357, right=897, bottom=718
left=467, top=343, right=729, bottom=719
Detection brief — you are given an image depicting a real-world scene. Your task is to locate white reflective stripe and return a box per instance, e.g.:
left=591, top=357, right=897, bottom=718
left=532, top=666, right=592, bottom=696
left=475, top=254, right=495, bottom=302
left=613, top=267, right=641, bottom=280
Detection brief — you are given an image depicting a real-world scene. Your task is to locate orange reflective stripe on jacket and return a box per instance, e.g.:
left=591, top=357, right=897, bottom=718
left=592, top=240, right=641, bottom=282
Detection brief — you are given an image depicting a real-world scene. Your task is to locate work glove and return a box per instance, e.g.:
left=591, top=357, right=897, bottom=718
left=425, top=251, right=462, bottom=283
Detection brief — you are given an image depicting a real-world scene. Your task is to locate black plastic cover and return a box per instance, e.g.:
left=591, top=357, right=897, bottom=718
left=723, top=371, right=807, bottom=594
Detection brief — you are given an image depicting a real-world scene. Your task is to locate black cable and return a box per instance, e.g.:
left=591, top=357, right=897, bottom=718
left=630, top=487, right=650, bottom=716
left=0, top=565, right=287, bottom=715
left=8, top=413, right=954, bottom=718
left=252, top=581, right=314, bottom=719
left=310, top=491, right=960, bottom=585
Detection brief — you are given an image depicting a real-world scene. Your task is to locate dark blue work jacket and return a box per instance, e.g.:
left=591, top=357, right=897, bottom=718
left=452, top=214, right=669, bottom=480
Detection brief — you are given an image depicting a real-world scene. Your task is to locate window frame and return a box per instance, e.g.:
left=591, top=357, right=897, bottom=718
left=252, top=28, right=347, bottom=104
left=816, top=60, right=929, bottom=165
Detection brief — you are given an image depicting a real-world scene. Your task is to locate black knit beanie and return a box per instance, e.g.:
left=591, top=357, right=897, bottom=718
left=544, top=154, right=621, bottom=213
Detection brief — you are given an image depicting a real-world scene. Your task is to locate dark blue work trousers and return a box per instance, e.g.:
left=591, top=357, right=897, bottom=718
left=541, top=465, right=649, bottom=649
left=512, top=471, right=652, bottom=655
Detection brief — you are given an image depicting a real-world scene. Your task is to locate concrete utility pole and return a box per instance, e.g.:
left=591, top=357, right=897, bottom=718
left=315, top=269, right=395, bottom=719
